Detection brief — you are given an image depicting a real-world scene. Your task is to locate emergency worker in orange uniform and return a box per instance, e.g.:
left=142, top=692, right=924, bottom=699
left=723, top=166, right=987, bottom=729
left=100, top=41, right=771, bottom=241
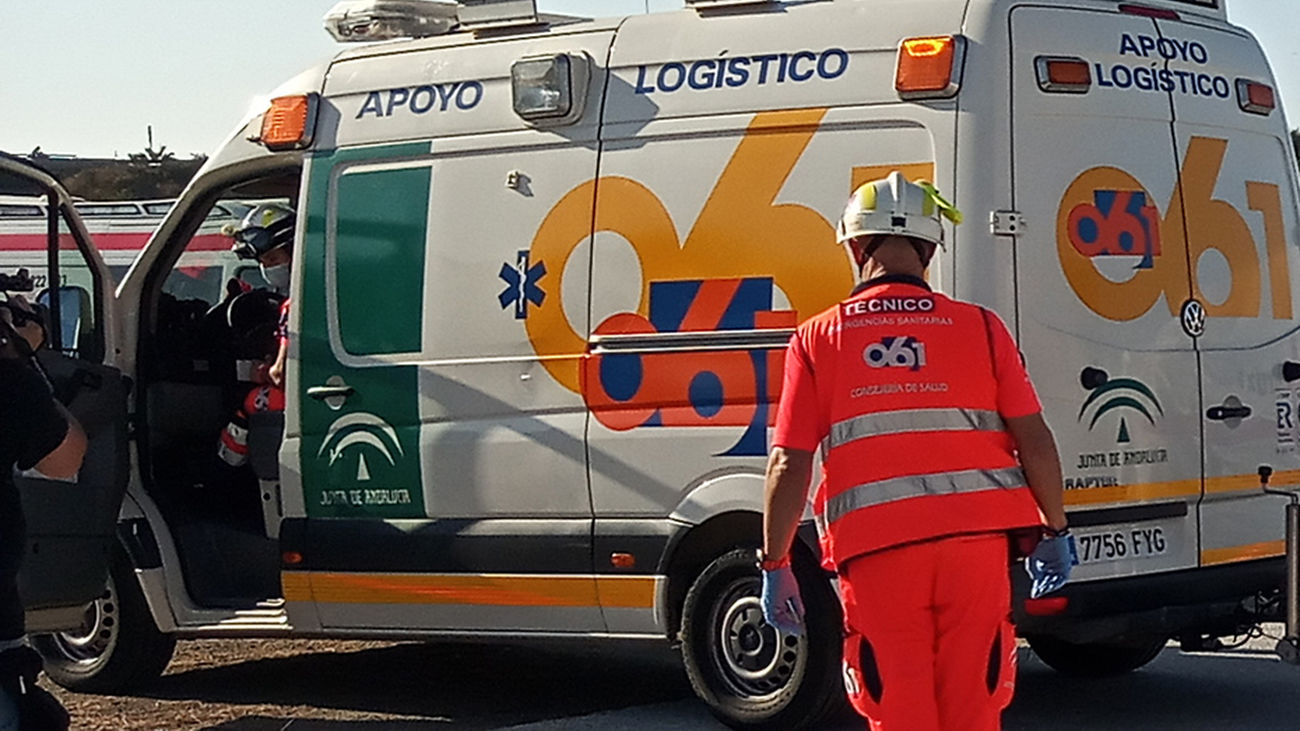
left=217, top=203, right=295, bottom=468
left=760, top=173, right=1074, bottom=731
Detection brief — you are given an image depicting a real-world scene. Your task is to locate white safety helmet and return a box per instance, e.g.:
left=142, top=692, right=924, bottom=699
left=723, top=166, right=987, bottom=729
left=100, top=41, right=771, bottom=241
left=228, top=203, right=297, bottom=261
left=836, top=171, right=962, bottom=250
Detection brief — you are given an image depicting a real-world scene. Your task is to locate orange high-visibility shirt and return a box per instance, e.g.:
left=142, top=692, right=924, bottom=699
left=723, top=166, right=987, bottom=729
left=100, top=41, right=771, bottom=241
left=771, top=276, right=1043, bottom=570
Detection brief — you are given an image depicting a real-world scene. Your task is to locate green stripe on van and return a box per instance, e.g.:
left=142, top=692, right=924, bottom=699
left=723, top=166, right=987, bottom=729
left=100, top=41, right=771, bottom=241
left=299, top=142, right=429, bottom=519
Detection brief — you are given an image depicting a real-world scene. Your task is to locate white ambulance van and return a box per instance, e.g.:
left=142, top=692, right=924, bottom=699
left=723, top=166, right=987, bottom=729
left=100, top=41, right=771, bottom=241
left=21, top=0, right=1300, bottom=728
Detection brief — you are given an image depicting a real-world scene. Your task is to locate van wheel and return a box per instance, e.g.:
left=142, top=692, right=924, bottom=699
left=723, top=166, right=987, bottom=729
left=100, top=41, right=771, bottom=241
left=679, top=548, right=844, bottom=731
left=1027, top=634, right=1167, bottom=678
left=32, top=551, right=176, bottom=693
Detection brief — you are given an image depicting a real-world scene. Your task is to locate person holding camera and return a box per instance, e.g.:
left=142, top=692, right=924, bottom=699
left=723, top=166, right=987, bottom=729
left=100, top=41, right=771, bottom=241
left=0, top=295, right=87, bottom=730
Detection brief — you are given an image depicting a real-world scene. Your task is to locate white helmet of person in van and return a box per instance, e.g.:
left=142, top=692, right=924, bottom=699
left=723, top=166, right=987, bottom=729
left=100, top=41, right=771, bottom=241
left=836, top=171, right=963, bottom=267
left=228, top=202, right=296, bottom=289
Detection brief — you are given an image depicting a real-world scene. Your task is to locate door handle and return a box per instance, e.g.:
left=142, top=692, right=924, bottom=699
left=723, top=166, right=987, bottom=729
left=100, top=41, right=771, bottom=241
left=1285, top=362, right=1300, bottom=383
left=1206, top=405, right=1252, bottom=421
left=307, top=385, right=355, bottom=400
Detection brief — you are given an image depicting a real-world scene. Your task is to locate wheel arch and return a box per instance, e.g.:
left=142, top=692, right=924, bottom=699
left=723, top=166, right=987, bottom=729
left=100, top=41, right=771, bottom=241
left=660, top=510, right=822, bottom=640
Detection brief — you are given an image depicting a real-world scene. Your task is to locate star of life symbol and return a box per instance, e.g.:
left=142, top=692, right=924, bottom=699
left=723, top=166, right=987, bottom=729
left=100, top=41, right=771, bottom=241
left=498, top=250, right=547, bottom=319
left=317, top=412, right=405, bottom=483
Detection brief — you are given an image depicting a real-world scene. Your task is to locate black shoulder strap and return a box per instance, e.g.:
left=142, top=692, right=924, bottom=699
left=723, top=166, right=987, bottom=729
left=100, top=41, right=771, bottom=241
left=978, top=306, right=999, bottom=382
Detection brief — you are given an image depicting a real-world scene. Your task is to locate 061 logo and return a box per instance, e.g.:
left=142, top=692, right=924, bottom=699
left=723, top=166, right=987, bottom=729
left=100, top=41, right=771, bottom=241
left=864, top=336, right=927, bottom=370
left=1056, top=136, right=1292, bottom=322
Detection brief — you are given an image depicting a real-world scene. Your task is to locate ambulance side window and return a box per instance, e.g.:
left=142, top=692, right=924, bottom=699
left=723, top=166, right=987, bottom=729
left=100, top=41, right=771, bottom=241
left=331, top=164, right=429, bottom=357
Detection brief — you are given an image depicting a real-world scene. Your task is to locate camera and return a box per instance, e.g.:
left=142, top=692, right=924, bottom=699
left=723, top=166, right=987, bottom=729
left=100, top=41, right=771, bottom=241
left=0, top=269, right=34, bottom=293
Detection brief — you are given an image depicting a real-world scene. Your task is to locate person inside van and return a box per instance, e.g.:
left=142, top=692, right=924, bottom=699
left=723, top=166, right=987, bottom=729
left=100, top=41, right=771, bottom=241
left=0, top=295, right=87, bottom=730
left=217, top=203, right=294, bottom=469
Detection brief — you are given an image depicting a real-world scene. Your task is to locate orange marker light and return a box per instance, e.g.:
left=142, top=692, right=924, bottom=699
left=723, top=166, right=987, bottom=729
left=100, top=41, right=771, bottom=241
left=260, top=94, right=319, bottom=151
left=1036, top=57, right=1092, bottom=94
left=282, top=551, right=304, bottom=566
left=611, top=553, right=637, bottom=569
left=896, top=36, right=966, bottom=99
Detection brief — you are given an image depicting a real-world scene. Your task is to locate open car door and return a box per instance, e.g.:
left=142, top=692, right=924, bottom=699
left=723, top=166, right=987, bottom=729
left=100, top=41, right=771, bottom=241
left=0, top=153, right=129, bottom=632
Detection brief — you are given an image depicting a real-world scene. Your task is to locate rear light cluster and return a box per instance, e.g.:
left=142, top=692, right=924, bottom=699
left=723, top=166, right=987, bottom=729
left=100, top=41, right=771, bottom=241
left=1032, top=55, right=1276, bottom=117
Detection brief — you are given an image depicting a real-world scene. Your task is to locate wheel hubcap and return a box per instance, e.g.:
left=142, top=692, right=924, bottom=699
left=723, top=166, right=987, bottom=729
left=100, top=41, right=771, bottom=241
left=50, top=577, right=117, bottom=665
left=710, top=582, right=804, bottom=698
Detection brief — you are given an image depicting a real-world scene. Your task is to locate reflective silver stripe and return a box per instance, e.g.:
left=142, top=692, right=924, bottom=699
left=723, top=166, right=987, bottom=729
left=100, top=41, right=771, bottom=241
left=820, top=466, right=1027, bottom=527
left=823, top=408, right=1006, bottom=452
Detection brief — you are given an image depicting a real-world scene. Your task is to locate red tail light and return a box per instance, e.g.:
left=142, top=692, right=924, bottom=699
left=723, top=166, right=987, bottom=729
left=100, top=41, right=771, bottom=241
left=1119, top=4, right=1180, bottom=20
left=1236, top=79, right=1276, bottom=115
left=1024, top=597, right=1070, bottom=616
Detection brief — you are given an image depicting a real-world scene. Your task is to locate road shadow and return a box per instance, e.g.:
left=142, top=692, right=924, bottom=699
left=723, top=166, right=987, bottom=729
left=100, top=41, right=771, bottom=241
left=1007, top=645, right=1300, bottom=730
left=209, top=721, right=440, bottom=730
left=126, top=640, right=691, bottom=730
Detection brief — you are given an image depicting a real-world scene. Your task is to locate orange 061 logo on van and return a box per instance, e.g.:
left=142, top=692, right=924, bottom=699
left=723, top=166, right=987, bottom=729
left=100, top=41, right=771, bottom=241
left=1057, top=136, right=1292, bottom=322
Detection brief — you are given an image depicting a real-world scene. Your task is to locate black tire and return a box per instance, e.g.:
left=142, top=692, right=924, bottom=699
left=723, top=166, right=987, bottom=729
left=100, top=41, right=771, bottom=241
left=1027, top=634, right=1167, bottom=678
left=680, top=548, right=845, bottom=731
left=32, top=550, right=176, bottom=693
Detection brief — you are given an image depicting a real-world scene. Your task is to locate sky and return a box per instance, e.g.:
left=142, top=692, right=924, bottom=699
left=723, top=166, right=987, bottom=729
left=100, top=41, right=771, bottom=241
left=0, top=0, right=1295, bottom=159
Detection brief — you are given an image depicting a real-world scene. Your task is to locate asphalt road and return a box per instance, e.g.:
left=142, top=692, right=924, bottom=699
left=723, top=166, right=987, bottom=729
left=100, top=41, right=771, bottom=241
left=74, top=627, right=1299, bottom=730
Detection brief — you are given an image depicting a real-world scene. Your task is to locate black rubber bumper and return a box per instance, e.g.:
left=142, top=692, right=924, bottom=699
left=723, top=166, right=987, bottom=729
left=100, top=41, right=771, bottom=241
left=1013, top=557, right=1285, bottom=642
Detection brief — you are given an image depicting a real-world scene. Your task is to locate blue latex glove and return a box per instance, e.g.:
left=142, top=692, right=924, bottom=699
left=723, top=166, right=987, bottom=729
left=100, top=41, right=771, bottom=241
left=1026, top=533, right=1079, bottom=599
left=760, top=565, right=805, bottom=636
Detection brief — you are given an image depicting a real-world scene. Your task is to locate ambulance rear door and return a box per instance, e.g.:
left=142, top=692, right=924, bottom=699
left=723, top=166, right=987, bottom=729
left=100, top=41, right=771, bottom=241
left=1011, top=5, right=1202, bottom=580
left=1154, top=13, right=1300, bottom=568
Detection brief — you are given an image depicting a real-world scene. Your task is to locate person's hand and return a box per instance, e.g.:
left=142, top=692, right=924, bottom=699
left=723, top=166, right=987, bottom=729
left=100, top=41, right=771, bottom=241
left=760, top=563, right=805, bottom=636
left=0, top=295, right=46, bottom=355
left=1027, top=532, right=1078, bottom=598
left=268, top=353, right=285, bottom=388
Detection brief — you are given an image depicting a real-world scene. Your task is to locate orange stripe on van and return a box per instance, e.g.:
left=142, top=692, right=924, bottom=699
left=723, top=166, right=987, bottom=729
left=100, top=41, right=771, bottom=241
left=1206, top=469, right=1300, bottom=495
left=595, top=577, right=657, bottom=609
left=1064, top=478, right=1201, bottom=506
left=282, top=571, right=313, bottom=602
left=1201, top=540, right=1286, bottom=566
left=279, top=572, right=656, bottom=609
left=1062, top=468, right=1300, bottom=507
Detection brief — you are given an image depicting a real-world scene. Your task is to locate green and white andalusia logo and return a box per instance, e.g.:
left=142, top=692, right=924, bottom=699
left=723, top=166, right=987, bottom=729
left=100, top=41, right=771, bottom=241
left=317, top=412, right=405, bottom=482
left=1078, top=368, right=1164, bottom=444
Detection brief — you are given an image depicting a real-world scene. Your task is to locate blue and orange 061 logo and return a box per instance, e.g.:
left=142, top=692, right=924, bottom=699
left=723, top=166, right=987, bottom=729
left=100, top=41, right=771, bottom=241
left=502, top=109, right=932, bottom=456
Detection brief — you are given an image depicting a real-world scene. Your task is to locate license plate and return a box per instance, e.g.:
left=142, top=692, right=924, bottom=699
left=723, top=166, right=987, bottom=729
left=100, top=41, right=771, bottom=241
left=1075, top=525, right=1169, bottom=564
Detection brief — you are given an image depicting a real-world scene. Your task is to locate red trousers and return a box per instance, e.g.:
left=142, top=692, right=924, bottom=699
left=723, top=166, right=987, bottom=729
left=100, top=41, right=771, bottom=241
left=839, top=533, right=1017, bottom=731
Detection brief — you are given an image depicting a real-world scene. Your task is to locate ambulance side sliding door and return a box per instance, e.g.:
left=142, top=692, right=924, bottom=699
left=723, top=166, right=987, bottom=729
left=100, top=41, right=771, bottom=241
left=286, top=33, right=612, bottom=634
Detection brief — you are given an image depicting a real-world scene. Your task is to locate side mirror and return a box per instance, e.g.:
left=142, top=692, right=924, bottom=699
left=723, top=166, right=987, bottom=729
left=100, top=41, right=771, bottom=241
left=37, top=286, right=90, bottom=355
